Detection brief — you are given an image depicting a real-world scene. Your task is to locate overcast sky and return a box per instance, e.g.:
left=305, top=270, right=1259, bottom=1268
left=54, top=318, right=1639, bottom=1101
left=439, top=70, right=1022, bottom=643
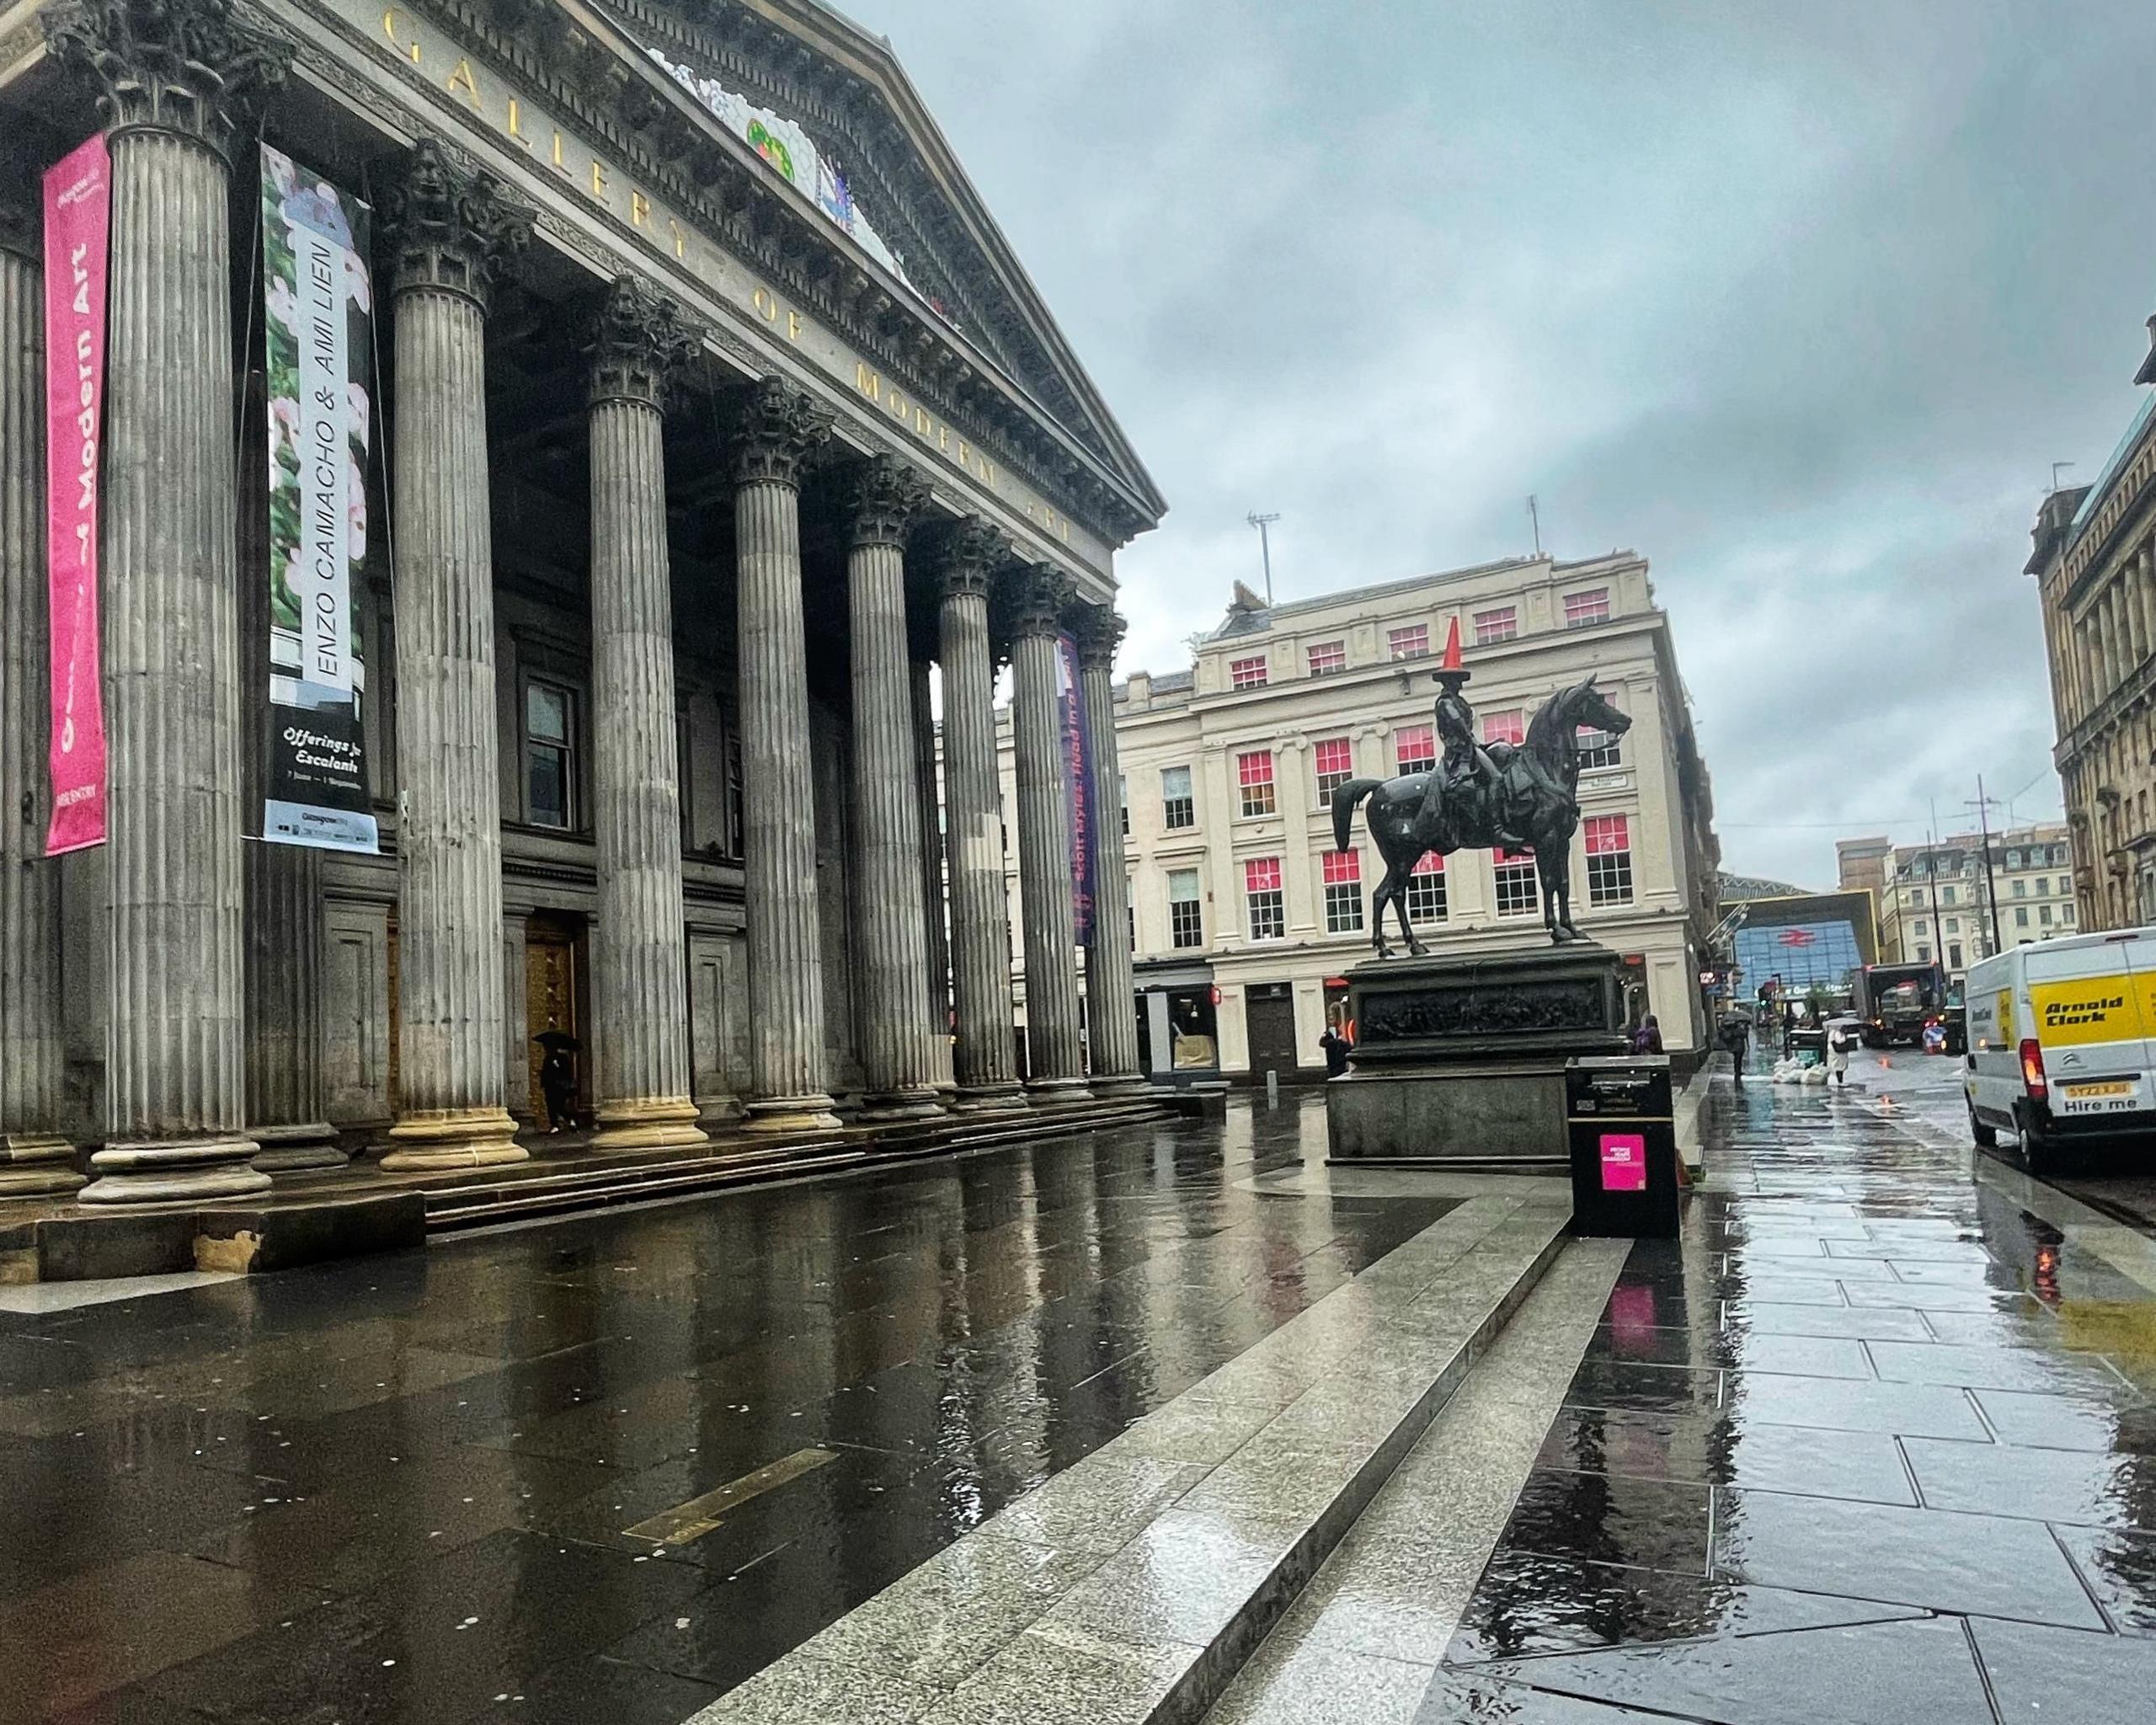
left=851, top=0, right=2156, bottom=888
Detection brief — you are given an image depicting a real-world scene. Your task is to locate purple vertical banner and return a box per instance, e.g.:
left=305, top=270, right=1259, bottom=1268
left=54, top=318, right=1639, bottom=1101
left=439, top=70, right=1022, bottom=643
left=1057, top=633, right=1096, bottom=945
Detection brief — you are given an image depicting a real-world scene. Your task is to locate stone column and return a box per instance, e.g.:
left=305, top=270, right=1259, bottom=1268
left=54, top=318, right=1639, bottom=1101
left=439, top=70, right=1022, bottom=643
left=1008, top=566, right=1088, bottom=1097
left=933, top=521, right=1024, bottom=1108
left=46, top=0, right=290, bottom=1202
left=376, top=137, right=531, bottom=1169
left=0, top=163, right=81, bottom=1195
left=910, top=654, right=956, bottom=1093
left=586, top=276, right=707, bottom=1151
left=1075, top=606, right=1144, bottom=1092
left=839, top=457, right=942, bottom=1119
left=728, top=378, right=841, bottom=1132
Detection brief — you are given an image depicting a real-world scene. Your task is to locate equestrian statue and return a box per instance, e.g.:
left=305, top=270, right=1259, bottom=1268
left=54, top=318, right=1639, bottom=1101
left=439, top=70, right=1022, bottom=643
left=1331, top=618, right=1631, bottom=956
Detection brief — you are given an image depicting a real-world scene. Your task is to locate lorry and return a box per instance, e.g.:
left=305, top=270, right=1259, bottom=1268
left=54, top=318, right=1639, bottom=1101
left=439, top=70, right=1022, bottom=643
left=1965, top=927, right=2156, bottom=1172
left=1854, top=961, right=1948, bottom=1049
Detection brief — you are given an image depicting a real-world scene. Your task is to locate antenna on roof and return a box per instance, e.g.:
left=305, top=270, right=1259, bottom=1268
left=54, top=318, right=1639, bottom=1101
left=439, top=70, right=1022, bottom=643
left=1246, top=512, right=1280, bottom=606
left=1527, top=495, right=1543, bottom=558
left=2050, top=462, right=2075, bottom=494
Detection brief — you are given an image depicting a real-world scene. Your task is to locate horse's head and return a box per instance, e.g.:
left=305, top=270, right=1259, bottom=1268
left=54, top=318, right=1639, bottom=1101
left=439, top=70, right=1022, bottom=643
left=1563, top=675, right=1630, bottom=740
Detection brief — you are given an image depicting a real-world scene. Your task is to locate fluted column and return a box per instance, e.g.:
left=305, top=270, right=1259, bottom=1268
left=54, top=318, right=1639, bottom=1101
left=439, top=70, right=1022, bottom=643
left=728, top=378, right=841, bottom=1132
left=836, top=457, right=942, bottom=1119
left=586, top=277, right=707, bottom=1151
left=0, top=167, right=81, bottom=1194
left=46, top=0, right=289, bottom=1201
left=1009, top=566, right=1088, bottom=1097
left=377, top=138, right=531, bottom=1169
left=1075, top=606, right=1144, bottom=1092
left=910, top=654, right=956, bottom=1093
left=933, top=522, right=1023, bottom=1107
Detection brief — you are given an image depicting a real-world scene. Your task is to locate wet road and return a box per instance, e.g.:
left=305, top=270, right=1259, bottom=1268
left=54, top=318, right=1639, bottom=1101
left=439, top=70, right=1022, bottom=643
left=1431, top=1065, right=2156, bottom=1722
left=0, top=1101, right=1451, bottom=1725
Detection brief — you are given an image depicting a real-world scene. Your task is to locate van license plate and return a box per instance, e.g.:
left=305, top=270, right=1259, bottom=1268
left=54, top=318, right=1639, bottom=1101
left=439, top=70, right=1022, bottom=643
left=2059, top=1080, right=2139, bottom=1115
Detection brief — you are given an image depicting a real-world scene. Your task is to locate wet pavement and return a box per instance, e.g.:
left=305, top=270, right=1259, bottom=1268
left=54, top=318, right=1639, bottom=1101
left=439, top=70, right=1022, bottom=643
left=1432, top=1056, right=2156, bottom=1723
left=0, top=1102, right=1452, bottom=1725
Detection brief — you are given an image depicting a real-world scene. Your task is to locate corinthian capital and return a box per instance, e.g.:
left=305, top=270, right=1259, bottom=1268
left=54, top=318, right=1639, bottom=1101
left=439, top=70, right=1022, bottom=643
left=589, top=274, right=702, bottom=409
left=1070, top=604, right=1126, bottom=672
left=725, top=377, right=832, bottom=488
left=44, top=0, right=292, bottom=158
left=841, top=455, right=928, bottom=550
left=928, top=515, right=1010, bottom=602
left=378, top=136, right=533, bottom=307
left=1006, top=563, right=1073, bottom=641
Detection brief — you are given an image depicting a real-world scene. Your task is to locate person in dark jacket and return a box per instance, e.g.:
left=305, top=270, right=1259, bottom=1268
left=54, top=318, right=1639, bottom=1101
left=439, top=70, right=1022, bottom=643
left=539, top=1045, right=578, bottom=1133
left=1319, top=1026, right=1352, bottom=1078
left=1631, top=1015, right=1664, bottom=1055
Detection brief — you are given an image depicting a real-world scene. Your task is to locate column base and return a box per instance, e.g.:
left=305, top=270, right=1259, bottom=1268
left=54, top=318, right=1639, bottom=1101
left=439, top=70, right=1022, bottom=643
left=857, top=1087, right=946, bottom=1123
left=251, top=1123, right=350, bottom=1173
left=953, top=1083, right=1029, bottom=1114
left=78, top=1135, right=271, bottom=1205
left=1025, top=1077, right=1096, bottom=1107
left=592, top=1096, right=711, bottom=1152
left=740, top=1094, right=845, bottom=1135
left=1087, top=1073, right=1154, bottom=1098
left=381, top=1107, right=527, bottom=1171
left=0, top=1135, right=86, bottom=1199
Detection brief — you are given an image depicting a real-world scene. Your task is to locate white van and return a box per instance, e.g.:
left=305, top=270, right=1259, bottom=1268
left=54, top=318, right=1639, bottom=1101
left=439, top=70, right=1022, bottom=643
left=1965, top=927, right=2156, bottom=1170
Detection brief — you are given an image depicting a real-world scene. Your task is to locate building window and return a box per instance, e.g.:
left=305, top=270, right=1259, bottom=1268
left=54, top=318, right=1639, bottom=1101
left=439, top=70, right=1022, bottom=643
left=1950, top=942, right=1964, bottom=969
left=1482, top=709, right=1525, bottom=746
left=2015, top=905, right=2029, bottom=928
left=1168, top=868, right=1203, bottom=949
left=1563, top=588, right=1611, bottom=629
left=1314, top=736, right=1355, bottom=804
left=1127, top=878, right=1136, bottom=953
left=1306, top=640, right=1346, bottom=677
left=2012, top=878, right=2026, bottom=898
left=526, top=679, right=575, bottom=830
left=1387, top=624, right=1429, bottom=661
left=1236, top=750, right=1277, bottom=817
left=1162, top=765, right=1195, bottom=830
left=1583, top=814, right=1633, bottom=906
left=1494, top=846, right=1540, bottom=917
left=724, top=724, right=744, bottom=857
left=1406, top=851, right=1448, bottom=923
left=1230, top=654, right=1268, bottom=690
left=1246, top=857, right=1285, bottom=940
left=1916, top=944, right=1932, bottom=961
left=2007, top=850, right=2022, bottom=870
left=1577, top=724, right=1622, bottom=770
left=1945, top=917, right=1959, bottom=934
left=1395, top=724, right=1436, bottom=775
left=1912, top=888, right=1927, bottom=907
left=1322, top=850, right=1364, bottom=933
left=2040, top=903, right=2053, bottom=926
left=1942, top=885, right=1956, bottom=905
left=1473, top=606, right=1517, bottom=645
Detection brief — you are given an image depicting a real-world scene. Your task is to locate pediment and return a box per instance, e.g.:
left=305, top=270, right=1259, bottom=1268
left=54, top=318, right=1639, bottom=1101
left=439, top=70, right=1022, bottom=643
left=594, top=0, right=1163, bottom=527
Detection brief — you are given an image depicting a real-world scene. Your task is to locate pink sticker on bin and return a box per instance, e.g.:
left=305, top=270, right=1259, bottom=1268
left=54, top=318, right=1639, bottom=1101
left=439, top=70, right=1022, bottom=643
left=1599, top=1133, right=1647, bottom=1193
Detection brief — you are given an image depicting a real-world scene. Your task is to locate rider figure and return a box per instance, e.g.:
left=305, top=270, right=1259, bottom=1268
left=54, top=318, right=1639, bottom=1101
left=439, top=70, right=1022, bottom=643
left=1417, top=621, right=1529, bottom=848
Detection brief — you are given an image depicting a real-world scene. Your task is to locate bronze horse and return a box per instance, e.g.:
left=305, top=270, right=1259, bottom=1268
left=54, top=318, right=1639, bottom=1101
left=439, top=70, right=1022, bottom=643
left=1330, top=676, right=1632, bottom=956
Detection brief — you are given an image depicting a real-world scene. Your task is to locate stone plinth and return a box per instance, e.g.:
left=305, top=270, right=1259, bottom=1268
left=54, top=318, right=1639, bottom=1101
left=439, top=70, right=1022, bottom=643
left=1326, top=944, right=1628, bottom=1167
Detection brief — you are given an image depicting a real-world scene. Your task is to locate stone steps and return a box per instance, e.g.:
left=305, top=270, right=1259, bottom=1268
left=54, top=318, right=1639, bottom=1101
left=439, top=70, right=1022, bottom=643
left=686, top=1191, right=1571, bottom=1725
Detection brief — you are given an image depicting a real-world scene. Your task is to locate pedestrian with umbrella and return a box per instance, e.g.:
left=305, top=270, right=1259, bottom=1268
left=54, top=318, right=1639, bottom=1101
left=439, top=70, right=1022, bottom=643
left=532, top=1030, right=581, bottom=1133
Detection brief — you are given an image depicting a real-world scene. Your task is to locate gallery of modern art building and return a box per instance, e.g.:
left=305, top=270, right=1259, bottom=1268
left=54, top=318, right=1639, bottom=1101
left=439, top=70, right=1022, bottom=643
left=0, top=0, right=1166, bottom=1207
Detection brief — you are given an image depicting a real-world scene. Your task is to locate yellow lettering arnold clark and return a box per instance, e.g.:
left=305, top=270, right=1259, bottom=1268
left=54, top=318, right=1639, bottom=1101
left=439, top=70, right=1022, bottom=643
left=2030, top=974, right=2148, bottom=1049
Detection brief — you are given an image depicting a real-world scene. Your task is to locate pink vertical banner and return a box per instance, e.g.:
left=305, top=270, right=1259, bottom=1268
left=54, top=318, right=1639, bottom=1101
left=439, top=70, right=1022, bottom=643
left=43, top=134, right=111, bottom=857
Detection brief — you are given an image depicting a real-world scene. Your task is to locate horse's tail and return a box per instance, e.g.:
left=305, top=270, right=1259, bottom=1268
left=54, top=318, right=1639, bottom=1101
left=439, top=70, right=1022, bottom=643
left=1331, top=779, right=1382, bottom=852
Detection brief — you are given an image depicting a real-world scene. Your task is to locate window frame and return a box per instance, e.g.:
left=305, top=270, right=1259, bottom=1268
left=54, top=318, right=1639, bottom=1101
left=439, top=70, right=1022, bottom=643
left=1313, top=736, right=1355, bottom=805
left=1229, top=654, right=1269, bottom=690
left=1305, top=639, right=1347, bottom=678
left=1321, top=849, right=1364, bottom=934
left=1582, top=814, right=1633, bottom=907
left=1405, top=852, right=1448, bottom=924
left=1166, top=867, right=1204, bottom=949
left=1472, top=606, right=1518, bottom=646
left=1386, top=623, right=1430, bottom=661
left=1493, top=846, right=1540, bottom=917
left=1235, top=749, right=1278, bottom=819
left=1244, top=857, right=1285, bottom=941
left=1161, top=764, right=1196, bottom=831
left=522, top=675, right=579, bottom=831
left=1393, top=723, right=1436, bottom=776
left=1563, top=587, right=1611, bottom=629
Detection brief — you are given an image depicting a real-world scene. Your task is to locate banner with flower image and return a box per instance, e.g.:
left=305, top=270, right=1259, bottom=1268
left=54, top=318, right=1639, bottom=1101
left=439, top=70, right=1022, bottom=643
left=260, top=144, right=377, bottom=852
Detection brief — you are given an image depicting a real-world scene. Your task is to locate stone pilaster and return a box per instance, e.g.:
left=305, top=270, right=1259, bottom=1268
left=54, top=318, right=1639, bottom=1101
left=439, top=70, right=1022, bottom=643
left=0, top=168, right=82, bottom=1195
left=838, top=457, right=942, bottom=1119
left=932, top=521, right=1023, bottom=1107
left=586, top=275, right=707, bottom=1151
left=1075, top=605, right=1144, bottom=1092
left=910, top=654, right=956, bottom=1093
left=376, top=136, right=531, bottom=1169
left=46, top=0, right=290, bottom=1201
left=1008, top=566, right=1087, bottom=1097
left=728, top=378, right=840, bottom=1132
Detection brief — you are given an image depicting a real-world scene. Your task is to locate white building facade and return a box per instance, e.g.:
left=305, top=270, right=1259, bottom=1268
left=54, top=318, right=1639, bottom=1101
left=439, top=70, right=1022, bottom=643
left=995, top=553, right=1721, bottom=1080
left=1878, top=825, right=2078, bottom=978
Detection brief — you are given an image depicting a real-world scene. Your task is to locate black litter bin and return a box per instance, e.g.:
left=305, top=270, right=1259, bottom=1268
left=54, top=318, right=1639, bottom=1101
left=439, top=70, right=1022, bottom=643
left=1565, top=1055, right=1678, bottom=1238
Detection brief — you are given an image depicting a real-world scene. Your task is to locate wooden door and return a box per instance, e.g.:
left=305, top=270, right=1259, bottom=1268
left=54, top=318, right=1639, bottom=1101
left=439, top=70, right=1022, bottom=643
left=525, top=920, right=580, bottom=1119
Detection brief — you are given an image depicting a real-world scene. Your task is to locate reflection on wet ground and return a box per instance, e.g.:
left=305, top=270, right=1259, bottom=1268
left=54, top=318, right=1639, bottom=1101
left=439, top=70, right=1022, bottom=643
left=0, top=1101, right=1450, bottom=1724
left=1436, top=1079, right=2156, bottom=1722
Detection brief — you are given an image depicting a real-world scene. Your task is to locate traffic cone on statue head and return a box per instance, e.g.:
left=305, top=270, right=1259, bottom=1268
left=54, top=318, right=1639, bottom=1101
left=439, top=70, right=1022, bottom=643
left=1440, top=616, right=1465, bottom=675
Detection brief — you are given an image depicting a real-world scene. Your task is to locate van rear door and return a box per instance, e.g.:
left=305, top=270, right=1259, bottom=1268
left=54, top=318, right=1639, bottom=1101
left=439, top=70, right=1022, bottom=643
left=2026, top=932, right=2156, bottom=1121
